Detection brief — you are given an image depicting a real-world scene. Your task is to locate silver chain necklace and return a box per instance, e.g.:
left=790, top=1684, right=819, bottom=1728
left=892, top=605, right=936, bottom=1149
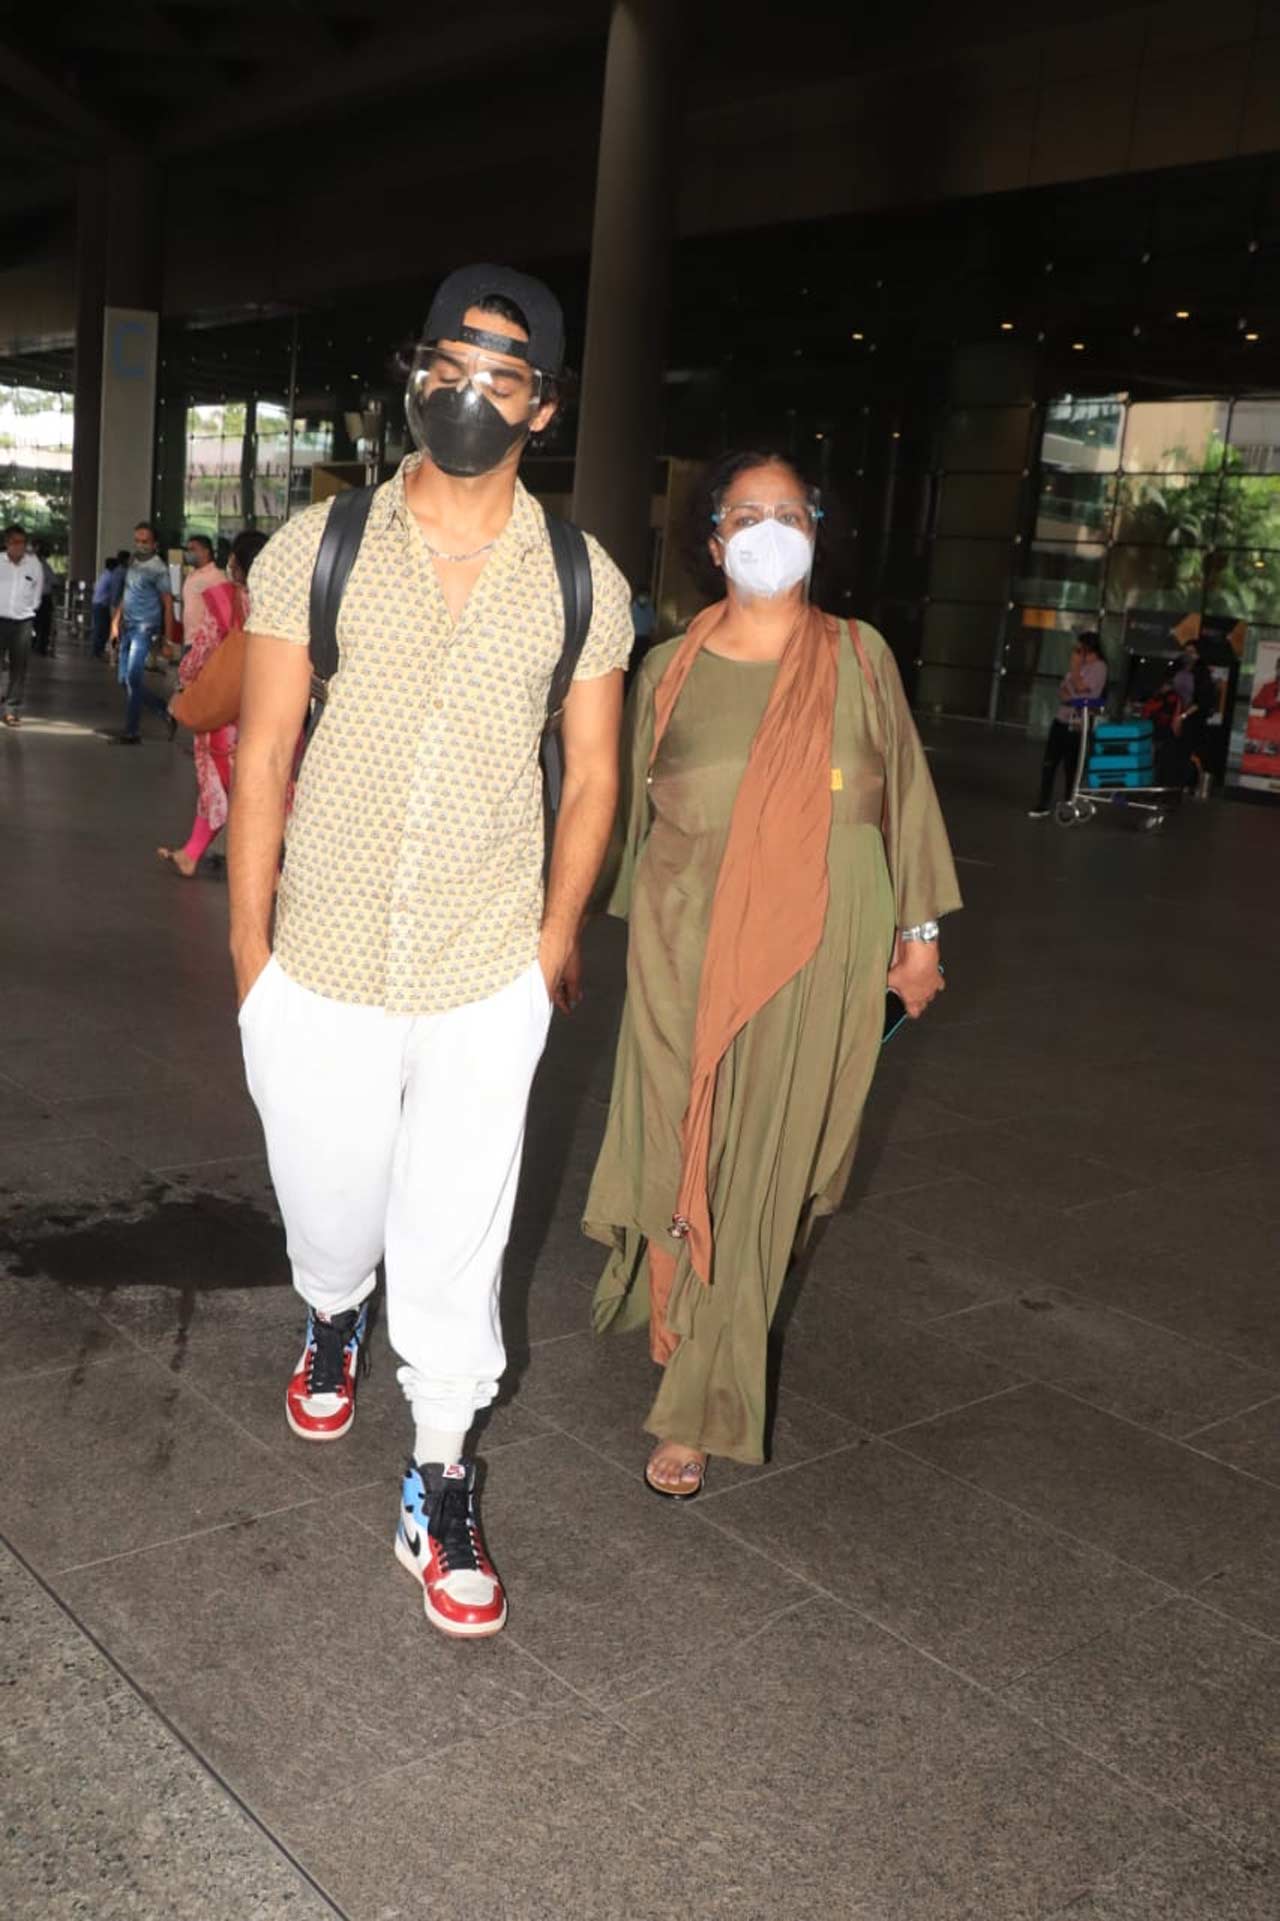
left=421, top=534, right=499, bottom=563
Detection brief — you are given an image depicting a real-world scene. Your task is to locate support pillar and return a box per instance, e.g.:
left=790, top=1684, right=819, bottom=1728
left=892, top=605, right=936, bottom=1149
left=570, top=0, right=684, bottom=588
left=69, top=156, right=163, bottom=584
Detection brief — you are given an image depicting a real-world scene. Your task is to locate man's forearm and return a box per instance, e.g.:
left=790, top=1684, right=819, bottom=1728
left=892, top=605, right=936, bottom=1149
left=542, top=766, right=618, bottom=947
left=228, top=749, right=292, bottom=991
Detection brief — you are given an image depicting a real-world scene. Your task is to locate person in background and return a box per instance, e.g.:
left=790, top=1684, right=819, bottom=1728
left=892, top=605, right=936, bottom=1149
left=158, top=530, right=266, bottom=877
left=31, top=539, right=55, bottom=657
left=1028, top=630, right=1107, bottom=818
left=90, top=555, right=120, bottom=658
left=0, top=523, right=44, bottom=728
left=1172, top=637, right=1217, bottom=788
left=181, top=533, right=226, bottom=649
left=584, top=450, right=959, bottom=1496
left=109, top=521, right=175, bottom=745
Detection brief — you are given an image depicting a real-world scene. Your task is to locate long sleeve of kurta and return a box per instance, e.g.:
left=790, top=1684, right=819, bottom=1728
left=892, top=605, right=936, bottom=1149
left=874, top=635, right=963, bottom=929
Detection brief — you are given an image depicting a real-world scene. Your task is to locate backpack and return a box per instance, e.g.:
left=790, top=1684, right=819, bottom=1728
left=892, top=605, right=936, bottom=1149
left=306, top=484, right=594, bottom=811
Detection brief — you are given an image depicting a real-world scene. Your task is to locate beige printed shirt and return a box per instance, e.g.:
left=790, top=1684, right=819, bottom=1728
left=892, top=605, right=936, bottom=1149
left=246, top=459, right=632, bottom=1014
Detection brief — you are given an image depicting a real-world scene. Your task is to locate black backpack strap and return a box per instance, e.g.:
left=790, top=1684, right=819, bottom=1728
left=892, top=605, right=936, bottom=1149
left=541, top=505, right=595, bottom=814
left=308, top=484, right=376, bottom=701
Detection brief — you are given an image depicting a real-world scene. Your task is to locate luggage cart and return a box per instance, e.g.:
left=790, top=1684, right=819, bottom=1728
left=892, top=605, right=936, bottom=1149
left=1055, top=699, right=1183, bottom=832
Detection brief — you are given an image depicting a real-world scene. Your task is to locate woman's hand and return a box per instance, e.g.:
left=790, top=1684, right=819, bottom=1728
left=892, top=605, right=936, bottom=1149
left=886, top=935, right=944, bottom=1019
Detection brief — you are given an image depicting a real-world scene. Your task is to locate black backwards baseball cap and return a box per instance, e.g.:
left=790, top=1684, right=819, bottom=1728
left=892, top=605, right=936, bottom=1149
left=423, top=264, right=566, bottom=376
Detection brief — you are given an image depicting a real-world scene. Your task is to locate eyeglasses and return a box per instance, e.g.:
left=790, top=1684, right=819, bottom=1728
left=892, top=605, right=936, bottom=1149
left=411, top=344, right=545, bottom=410
left=712, top=499, right=823, bottom=539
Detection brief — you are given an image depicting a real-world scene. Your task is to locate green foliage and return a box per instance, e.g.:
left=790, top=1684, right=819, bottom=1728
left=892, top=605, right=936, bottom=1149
left=1115, top=439, right=1280, bottom=621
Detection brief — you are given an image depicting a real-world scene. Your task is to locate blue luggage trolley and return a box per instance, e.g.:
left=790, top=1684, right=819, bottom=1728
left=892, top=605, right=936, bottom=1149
left=1056, top=700, right=1183, bottom=832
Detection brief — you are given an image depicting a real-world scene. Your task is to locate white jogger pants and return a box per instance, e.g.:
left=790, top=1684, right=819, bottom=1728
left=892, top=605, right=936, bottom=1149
left=238, top=955, right=552, bottom=1433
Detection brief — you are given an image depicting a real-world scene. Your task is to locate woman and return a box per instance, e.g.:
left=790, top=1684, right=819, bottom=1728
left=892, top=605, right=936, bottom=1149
left=157, top=529, right=267, bottom=877
left=583, top=451, right=961, bottom=1496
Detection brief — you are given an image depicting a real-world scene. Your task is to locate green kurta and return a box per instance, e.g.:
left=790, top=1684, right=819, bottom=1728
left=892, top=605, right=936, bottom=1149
left=583, top=620, right=961, bottom=1464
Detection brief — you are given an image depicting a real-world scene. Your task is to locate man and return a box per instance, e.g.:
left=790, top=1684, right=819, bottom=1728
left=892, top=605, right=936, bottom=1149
left=181, top=533, right=226, bottom=647
left=90, top=554, right=122, bottom=658
left=0, top=523, right=43, bottom=727
left=1028, top=630, right=1108, bottom=818
left=231, top=265, right=631, bottom=1638
left=30, top=539, right=56, bottom=657
left=110, top=521, right=175, bottom=744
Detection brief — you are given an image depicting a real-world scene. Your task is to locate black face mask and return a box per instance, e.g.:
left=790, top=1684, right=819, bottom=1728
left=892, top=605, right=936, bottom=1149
left=412, top=383, right=528, bottom=477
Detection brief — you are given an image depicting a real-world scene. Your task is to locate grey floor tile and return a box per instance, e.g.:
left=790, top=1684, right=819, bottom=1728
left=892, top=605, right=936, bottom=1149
left=613, top=1600, right=1178, bottom=1920
left=1195, top=1533, right=1280, bottom=1640
left=840, top=1139, right=942, bottom=1205
left=1, top=1033, right=195, bottom=1104
left=900, top=1124, right=1138, bottom=1211
left=779, top=1264, right=1027, bottom=1433
left=0, top=1267, right=125, bottom=1380
left=1045, top=1832, right=1277, bottom=1919
left=0, top=1350, right=317, bottom=1572
left=1064, top=1248, right=1280, bottom=1372
left=811, top=1207, right=1034, bottom=1322
left=0, top=1545, right=338, bottom=1921
left=895, top=1384, right=1280, bottom=1588
left=0, top=1137, right=156, bottom=1223
left=703, top=1439, right=1167, bottom=1686
left=342, top=1430, right=815, bottom=1705
left=276, top=1704, right=734, bottom=1921
left=56, top=1504, right=567, bottom=1826
left=516, top=1324, right=861, bottom=1487
left=55, top=1083, right=267, bottom=1169
left=861, top=1174, right=1114, bottom=1288
left=1185, top=1395, right=1280, bottom=1487
left=0, top=1075, right=86, bottom=1147
left=929, top=1286, right=1280, bottom=1436
left=1005, top=1597, right=1280, bottom=1861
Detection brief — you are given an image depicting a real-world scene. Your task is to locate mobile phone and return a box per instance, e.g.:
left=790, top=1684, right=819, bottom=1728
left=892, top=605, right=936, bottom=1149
left=883, top=990, right=908, bottom=1043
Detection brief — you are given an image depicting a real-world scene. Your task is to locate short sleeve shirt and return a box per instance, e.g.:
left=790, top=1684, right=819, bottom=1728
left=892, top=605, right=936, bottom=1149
left=246, top=458, right=633, bottom=1015
left=122, top=554, right=171, bottom=627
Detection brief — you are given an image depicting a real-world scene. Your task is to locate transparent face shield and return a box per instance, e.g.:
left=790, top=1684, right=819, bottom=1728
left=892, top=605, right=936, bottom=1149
left=711, top=494, right=824, bottom=540
left=404, top=342, right=553, bottom=476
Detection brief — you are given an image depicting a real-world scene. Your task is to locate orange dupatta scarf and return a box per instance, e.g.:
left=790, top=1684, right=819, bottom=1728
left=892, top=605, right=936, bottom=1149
left=649, top=596, right=841, bottom=1286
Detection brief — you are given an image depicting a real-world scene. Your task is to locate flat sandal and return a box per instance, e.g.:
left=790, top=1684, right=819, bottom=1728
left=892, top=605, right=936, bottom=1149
left=644, top=1446, right=707, bottom=1500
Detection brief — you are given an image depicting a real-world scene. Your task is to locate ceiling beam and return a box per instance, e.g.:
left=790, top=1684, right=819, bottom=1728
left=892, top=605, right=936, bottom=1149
left=156, top=4, right=602, bottom=157
left=0, top=45, right=130, bottom=151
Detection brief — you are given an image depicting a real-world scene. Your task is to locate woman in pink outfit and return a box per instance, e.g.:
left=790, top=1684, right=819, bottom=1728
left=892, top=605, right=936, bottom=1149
left=157, top=529, right=267, bottom=877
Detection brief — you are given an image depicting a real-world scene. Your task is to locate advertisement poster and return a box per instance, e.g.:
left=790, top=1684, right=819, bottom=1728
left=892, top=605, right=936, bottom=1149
left=1242, top=636, right=1280, bottom=793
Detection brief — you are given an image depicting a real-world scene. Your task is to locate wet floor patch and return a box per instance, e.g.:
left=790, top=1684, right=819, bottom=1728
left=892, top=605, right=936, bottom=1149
left=0, top=1188, right=286, bottom=1376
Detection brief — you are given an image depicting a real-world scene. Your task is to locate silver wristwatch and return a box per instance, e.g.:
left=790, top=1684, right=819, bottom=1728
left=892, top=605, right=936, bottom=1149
left=899, top=920, right=941, bottom=943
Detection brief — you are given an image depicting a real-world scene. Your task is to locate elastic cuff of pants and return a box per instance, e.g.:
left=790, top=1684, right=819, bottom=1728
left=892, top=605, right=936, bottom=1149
left=293, top=1273, right=377, bottom=1319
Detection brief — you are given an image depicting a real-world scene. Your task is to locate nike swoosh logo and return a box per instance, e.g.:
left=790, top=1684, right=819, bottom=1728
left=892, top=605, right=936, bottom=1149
left=403, top=1527, right=421, bottom=1556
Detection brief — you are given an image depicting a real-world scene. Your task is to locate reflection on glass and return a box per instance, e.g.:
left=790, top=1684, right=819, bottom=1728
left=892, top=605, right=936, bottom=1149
left=1036, top=471, right=1115, bottom=541
left=0, top=383, right=74, bottom=551
left=1003, top=607, right=1090, bottom=679
left=1213, top=475, right=1280, bottom=550
left=936, top=471, right=1023, bottom=538
left=1206, top=552, right=1280, bottom=624
left=1224, top=397, right=1280, bottom=473
left=1113, top=473, right=1209, bottom=545
left=1122, top=400, right=1229, bottom=473
left=1103, top=544, right=1197, bottom=611
left=1042, top=396, right=1124, bottom=471
left=940, top=406, right=1032, bottom=473
left=1014, top=541, right=1106, bottom=612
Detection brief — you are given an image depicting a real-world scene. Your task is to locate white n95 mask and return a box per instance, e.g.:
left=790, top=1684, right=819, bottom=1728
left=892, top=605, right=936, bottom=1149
left=721, top=519, right=813, bottom=599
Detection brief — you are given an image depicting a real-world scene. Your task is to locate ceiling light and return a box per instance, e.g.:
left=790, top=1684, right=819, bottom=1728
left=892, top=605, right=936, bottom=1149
left=1072, top=342, right=1085, bottom=351
left=851, top=331, right=864, bottom=341
left=1246, top=332, right=1260, bottom=342
left=1000, top=322, right=1014, bottom=332
left=1175, top=310, right=1190, bottom=320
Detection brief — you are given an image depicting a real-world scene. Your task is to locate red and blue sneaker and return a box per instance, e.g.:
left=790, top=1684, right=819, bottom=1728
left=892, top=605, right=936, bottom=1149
left=284, top=1304, right=368, bottom=1442
left=395, top=1461, right=507, bottom=1638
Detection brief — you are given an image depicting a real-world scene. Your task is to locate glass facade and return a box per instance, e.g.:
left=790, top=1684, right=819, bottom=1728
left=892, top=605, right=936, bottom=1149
left=1005, top=393, right=1280, bottom=764
left=182, top=401, right=334, bottom=547
left=0, top=384, right=73, bottom=555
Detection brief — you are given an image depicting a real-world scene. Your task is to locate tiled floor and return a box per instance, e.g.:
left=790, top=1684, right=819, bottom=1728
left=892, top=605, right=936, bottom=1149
left=2, top=647, right=1278, bottom=1919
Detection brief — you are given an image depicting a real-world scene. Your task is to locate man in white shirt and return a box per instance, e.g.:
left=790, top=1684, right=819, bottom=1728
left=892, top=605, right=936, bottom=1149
left=0, top=523, right=44, bottom=727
